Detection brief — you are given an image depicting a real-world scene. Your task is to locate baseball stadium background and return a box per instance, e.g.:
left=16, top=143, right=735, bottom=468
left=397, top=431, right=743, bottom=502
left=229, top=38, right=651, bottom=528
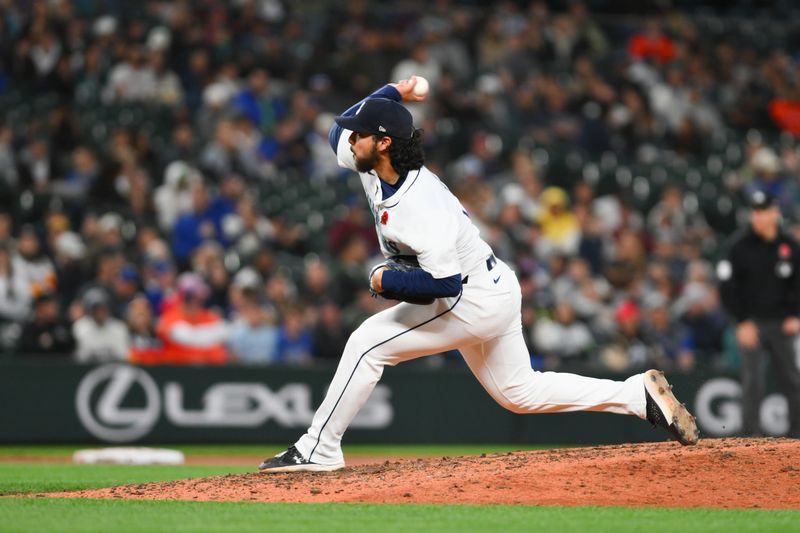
left=1, top=1, right=798, bottom=531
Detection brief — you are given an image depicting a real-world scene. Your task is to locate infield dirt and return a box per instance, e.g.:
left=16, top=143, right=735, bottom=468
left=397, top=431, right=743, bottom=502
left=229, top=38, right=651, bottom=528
left=46, top=438, right=800, bottom=508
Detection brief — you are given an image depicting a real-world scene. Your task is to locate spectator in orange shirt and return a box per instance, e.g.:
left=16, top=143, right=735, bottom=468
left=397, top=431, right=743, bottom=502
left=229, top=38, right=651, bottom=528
left=155, top=272, right=229, bottom=365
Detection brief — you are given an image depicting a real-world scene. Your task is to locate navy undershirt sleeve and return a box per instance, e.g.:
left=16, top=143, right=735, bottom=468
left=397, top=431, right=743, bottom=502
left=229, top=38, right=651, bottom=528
left=328, top=85, right=403, bottom=152
left=381, top=269, right=462, bottom=299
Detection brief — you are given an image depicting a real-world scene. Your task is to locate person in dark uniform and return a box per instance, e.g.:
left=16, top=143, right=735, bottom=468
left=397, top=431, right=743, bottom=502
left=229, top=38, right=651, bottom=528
left=718, top=190, right=800, bottom=438
left=18, top=292, right=76, bottom=357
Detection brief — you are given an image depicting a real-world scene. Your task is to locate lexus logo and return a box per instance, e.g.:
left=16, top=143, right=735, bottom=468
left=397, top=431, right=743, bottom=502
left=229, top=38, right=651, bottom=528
left=74, top=364, right=394, bottom=443
left=75, top=364, right=161, bottom=442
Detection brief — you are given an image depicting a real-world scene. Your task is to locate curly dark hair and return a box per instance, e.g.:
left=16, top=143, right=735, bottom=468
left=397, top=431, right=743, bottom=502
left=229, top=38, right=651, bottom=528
left=388, top=129, right=425, bottom=175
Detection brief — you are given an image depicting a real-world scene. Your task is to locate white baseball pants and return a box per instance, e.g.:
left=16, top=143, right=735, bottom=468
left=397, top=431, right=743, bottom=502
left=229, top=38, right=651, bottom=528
left=294, top=259, right=647, bottom=465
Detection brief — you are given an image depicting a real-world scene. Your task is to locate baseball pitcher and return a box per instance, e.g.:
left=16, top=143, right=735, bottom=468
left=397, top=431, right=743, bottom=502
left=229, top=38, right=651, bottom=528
left=259, top=78, right=698, bottom=472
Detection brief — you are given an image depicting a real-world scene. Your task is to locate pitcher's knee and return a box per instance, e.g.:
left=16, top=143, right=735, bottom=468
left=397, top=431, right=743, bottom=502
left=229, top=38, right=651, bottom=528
left=492, top=389, right=534, bottom=414
left=340, top=330, right=367, bottom=363
left=495, top=401, right=526, bottom=414
left=500, top=399, right=533, bottom=414
left=343, top=326, right=388, bottom=365
left=489, top=378, right=543, bottom=414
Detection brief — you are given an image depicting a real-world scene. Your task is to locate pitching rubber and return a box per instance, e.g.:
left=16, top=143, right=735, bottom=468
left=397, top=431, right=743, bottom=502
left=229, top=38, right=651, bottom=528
left=644, top=369, right=700, bottom=445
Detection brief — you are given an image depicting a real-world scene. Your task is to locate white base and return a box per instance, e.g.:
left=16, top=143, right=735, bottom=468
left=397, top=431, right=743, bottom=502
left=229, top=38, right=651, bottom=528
left=72, top=447, right=185, bottom=465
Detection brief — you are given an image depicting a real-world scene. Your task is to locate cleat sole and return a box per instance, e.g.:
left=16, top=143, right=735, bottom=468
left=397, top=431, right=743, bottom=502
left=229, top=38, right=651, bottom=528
left=644, top=369, right=700, bottom=446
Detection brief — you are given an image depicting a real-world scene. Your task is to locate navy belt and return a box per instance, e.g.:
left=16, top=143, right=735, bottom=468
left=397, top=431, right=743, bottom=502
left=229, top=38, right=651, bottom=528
left=462, top=255, right=497, bottom=285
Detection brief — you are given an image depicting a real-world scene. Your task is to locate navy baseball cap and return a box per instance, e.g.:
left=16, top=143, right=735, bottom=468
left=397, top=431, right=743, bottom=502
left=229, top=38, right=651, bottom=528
left=334, top=98, right=414, bottom=139
left=748, top=190, right=776, bottom=210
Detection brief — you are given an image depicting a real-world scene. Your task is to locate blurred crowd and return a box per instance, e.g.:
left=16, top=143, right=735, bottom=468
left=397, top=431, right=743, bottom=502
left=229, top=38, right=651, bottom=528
left=1, top=0, right=799, bottom=372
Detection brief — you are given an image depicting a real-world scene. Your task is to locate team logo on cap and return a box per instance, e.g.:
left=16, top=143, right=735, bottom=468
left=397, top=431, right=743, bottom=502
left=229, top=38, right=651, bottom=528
left=378, top=126, right=386, bottom=133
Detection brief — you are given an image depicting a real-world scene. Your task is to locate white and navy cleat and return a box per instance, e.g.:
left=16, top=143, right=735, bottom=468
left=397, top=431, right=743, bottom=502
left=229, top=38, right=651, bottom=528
left=644, top=369, right=700, bottom=446
left=258, top=446, right=344, bottom=473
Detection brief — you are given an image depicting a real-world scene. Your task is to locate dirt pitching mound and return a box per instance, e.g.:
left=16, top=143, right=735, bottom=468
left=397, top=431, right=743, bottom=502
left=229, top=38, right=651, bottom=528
left=50, top=438, right=800, bottom=508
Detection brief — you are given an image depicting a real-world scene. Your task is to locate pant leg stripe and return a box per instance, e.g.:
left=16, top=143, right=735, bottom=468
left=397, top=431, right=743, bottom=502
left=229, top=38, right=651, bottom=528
left=308, top=292, right=463, bottom=461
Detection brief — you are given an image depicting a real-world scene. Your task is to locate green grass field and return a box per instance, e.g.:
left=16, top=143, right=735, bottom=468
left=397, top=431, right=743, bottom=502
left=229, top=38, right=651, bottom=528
left=1, top=445, right=798, bottom=532
left=0, top=443, right=556, bottom=458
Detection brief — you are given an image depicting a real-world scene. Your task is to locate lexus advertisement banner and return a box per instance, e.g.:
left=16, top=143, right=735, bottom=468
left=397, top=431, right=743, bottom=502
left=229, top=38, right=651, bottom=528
left=0, top=362, right=792, bottom=443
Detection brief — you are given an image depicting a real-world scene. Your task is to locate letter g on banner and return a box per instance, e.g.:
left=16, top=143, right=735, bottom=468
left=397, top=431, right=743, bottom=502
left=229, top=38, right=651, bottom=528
left=694, top=377, right=741, bottom=436
left=76, top=364, right=161, bottom=442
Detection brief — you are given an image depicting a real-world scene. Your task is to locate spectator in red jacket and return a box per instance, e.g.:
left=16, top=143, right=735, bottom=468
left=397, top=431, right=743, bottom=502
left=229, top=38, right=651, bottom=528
left=155, top=272, right=229, bottom=365
left=628, top=19, right=676, bottom=64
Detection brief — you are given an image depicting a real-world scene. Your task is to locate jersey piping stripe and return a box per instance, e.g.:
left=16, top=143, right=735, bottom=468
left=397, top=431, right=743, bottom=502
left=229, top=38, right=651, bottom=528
left=308, top=290, right=463, bottom=462
left=382, top=169, right=421, bottom=208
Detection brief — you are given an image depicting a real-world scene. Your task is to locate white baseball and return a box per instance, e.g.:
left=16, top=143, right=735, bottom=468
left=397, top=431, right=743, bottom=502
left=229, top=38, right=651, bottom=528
left=412, top=76, right=429, bottom=97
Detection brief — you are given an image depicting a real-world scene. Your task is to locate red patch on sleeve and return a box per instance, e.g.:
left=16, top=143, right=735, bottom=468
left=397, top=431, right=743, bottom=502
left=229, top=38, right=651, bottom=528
left=380, top=211, right=388, bottom=225
left=780, top=243, right=791, bottom=258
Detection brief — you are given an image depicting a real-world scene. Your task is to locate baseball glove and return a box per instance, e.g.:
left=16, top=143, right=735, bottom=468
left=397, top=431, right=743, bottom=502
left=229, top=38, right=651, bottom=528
left=368, top=257, right=435, bottom=305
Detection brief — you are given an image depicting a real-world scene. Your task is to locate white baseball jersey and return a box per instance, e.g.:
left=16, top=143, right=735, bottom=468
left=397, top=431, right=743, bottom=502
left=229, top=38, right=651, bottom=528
left=334, top=128, right=492, bottom=279
left=290, top=99, right=651, bottom=467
